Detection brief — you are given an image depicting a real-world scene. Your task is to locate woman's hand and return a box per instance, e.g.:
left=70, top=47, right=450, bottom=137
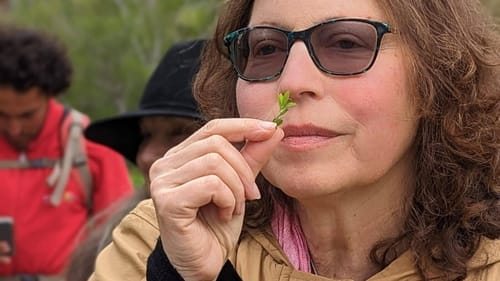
left=149, top=118, right=283, bottom=281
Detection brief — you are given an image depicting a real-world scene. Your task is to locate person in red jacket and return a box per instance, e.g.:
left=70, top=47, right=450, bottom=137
left=0, top=25, right=133, bottom=279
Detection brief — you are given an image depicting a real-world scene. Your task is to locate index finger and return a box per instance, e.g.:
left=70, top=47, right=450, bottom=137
left=169, top=118, right=278, bottom=154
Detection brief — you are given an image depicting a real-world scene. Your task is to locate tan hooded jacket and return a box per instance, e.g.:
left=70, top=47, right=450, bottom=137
left=89, top=199, right=500, bottom=281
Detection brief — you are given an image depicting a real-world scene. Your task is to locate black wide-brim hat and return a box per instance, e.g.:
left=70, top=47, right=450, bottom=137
left=84, top=39, right=205, bottom=164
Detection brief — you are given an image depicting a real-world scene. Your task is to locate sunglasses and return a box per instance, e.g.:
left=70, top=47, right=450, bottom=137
left=224, top=18, right=394, bottom=82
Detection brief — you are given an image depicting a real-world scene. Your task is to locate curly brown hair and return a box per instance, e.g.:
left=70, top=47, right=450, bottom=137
left=193, top=0, right=500, bottom=280
left=0, top=25, right=72, bottom=96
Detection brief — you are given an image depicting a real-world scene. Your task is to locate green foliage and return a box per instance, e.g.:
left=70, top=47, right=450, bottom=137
left=0, top=0, right=221, bottom=119
left=272, top=90, right=296, bottom=126
left=128, top=164, right=145, bottom=189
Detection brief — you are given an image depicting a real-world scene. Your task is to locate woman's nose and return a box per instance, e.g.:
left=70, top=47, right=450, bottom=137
left=277, top=42, right=324, bottom=100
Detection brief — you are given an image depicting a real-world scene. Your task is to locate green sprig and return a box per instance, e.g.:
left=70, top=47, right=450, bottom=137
left=272, top=90, right=296, bottom=126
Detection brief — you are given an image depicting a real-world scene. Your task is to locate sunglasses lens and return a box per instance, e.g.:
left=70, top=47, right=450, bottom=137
left=311, top=21, right=378, bottom=74
left=229, top=20, right=382, bottom=80
left=231, top=27, right=288, bottom=81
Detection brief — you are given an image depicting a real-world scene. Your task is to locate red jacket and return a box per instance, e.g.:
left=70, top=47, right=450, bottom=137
left=0, top=99, right=133, bottom=275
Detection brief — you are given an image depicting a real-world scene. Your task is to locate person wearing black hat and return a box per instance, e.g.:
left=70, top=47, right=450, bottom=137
left=84, top=39, right=204, bottom=186
left=64, top=39, right=206, bottom=281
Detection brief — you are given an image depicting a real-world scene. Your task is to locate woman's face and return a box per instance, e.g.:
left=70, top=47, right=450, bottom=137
left=136, top=116, right=199, bottom=185
left=236, top=0, right=418, bottom=199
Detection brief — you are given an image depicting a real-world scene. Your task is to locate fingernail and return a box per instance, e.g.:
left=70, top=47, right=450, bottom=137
left=249, top=183, right=261, bottom=200
left=259, top=121, right=277, bottom=130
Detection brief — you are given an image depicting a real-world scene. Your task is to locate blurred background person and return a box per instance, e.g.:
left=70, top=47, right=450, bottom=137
left=65, top=39, right=205, bottom=281
left=0, top=25, right=133, bottom=279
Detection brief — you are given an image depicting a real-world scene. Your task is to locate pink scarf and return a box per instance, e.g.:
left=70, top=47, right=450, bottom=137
left=271, top=203, right=312, bottom=272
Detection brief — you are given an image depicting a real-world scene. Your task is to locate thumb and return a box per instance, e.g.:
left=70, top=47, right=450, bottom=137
left=240, top=127, right=284, bottom=197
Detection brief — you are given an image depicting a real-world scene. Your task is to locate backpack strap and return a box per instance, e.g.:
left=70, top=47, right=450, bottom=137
left=0, top=156, right=59, bottom=169
left=0, top=108, right=94, bottom=212
left=48, top=108, right=93, bottom=213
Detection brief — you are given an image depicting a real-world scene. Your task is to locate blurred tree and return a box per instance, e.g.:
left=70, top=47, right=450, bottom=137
left=0, top=0, right=220, bottom=119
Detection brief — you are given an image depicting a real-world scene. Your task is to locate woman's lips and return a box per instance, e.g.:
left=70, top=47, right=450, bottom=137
left=281, top=124, right=339, bottom=150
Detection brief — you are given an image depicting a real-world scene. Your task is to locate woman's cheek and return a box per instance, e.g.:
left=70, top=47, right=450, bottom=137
left=236, top=82, right=276, bottom=120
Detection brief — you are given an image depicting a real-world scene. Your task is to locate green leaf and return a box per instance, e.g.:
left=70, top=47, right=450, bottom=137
left=278, top=92, right=284, bottom=105
left=283, top=90, right=290, bottom=102
left=273, top=90, right=296, bottom=126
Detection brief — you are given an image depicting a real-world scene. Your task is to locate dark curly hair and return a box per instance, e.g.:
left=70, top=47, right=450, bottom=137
left=194, top=0, right=500, bottom=280
left=0, top=25, right=72, bottom=96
